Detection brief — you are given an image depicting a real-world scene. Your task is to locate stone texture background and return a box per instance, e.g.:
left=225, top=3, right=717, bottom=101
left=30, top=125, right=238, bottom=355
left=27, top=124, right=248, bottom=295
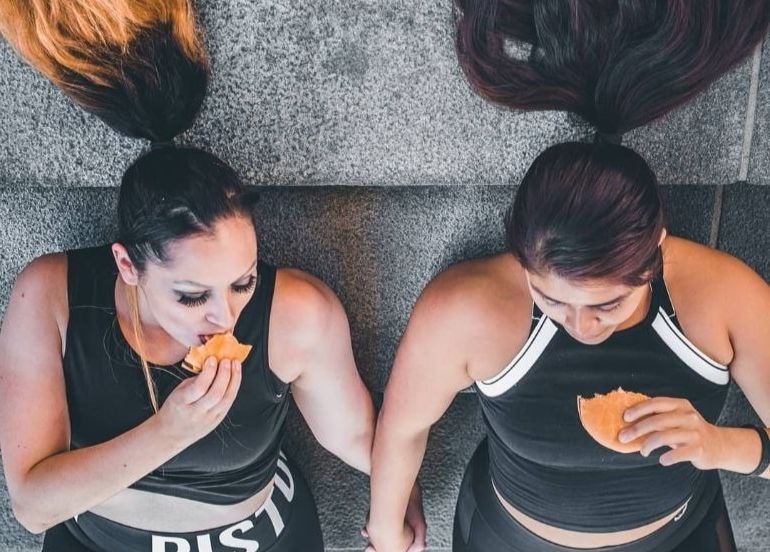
left=0, top=1, right=768, bottom=550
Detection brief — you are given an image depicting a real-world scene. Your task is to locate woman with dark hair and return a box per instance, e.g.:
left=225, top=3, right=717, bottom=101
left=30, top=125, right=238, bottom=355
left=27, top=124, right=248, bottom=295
left=0, top=145, right=386, bottom=551
left=366, top=2, right=770, bottom=551
left=0, top=2, right=417, bottom=550
left=0, top=0, right=208, bottom=141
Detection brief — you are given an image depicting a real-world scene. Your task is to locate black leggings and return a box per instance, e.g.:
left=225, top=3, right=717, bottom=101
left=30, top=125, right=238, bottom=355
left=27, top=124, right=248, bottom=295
left=41, top=452, right=324, bottom=552
left=453, top=441, right=737, bottom=552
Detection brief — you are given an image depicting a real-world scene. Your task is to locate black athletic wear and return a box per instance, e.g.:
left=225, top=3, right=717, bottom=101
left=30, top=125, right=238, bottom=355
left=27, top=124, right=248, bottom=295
left=42, top=452, right=324, bottom=552
left=453, top=440, right=736, bottom=552
left=39, top=244, right=323, bottom=550
left=473, top=278, right=730, bottom=532
left=62, top=244, right=289, bottom=505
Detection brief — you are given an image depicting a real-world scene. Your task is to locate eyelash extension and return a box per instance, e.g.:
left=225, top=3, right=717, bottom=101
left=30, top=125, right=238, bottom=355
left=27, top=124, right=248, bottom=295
left=177, top=293, right=209, bottom=307
left=177, top=275, right=258, bottom=307
left=232, top=275, right=258, bottom=294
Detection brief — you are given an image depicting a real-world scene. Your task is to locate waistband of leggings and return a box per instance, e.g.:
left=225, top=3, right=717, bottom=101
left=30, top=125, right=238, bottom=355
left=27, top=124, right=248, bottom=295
left=65, top=451, right=301, bottom=551
left=470, top=442, right=722, bottom=552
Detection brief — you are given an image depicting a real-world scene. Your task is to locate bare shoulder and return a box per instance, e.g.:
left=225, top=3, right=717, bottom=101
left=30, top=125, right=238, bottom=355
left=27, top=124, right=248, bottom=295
left=12, top=252, right=68, bottom=292
left=268, top=268, right=346, bottom=381
left=411, top=253, right=534, bottom=380
left=664, top=236, right=767, bottom=303
left=663, top=237, right=768, bottom=365
left=420, top=253, right=525, bottom=314
left=4, top=253, right=68, bottom=343
left=0, top=253, right=71, bottom=502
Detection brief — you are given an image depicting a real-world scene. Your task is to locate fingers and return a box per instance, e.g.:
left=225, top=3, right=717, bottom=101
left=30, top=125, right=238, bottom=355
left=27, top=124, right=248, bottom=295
left=405, top=511, right=427, bottom=544
left=183, top=356, right=219, bottom=403
left=659, top=445, right=696, bottom=467
left=210, top=360, right=243, bottom=418
left=620, top=411, right=700, bottom=443
left=412, top=520, right=427, bottom=545
left=639, top=429, right=697, bottom=457
left=624, top=397, right=691, bottom=423
left=194, top=359, right=241, bottom=411
left=365, top=547, right=375, bottom=552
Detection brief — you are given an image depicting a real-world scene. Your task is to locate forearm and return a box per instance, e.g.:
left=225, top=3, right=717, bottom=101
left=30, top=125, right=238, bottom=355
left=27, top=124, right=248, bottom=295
left=14, top=415, right=188, bottom=533
left=716, top=426, right=770, bottom=478
left=368, top=412, right=430, bottom=535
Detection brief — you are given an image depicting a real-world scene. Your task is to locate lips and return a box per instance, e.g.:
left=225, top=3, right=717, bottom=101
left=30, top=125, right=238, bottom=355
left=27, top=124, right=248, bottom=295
left=198, top=333, right=219, bottom=345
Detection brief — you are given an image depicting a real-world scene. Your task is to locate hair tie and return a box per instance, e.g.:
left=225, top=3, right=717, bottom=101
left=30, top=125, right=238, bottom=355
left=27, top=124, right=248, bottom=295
left=594, top=131, right=623, bottom=146
left=150, top=140, right=176, bottom=151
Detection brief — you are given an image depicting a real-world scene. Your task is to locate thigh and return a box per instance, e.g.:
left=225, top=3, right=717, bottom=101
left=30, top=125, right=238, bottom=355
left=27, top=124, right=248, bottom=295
left=264, top=454, right=324, bottom=552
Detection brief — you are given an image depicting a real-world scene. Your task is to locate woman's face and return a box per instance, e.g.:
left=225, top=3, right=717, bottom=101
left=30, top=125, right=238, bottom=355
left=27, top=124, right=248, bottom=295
left=525, top=270, right=651, bottom=345
left=115, top=215, right=259, bottom=348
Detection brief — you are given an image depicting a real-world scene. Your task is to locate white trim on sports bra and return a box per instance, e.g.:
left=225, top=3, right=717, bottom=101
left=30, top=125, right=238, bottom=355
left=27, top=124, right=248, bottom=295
left=651, top=308, right=729, bottom=386
left=476, top=315, right=559, bottom=398
left=476, top=305, right=729, bottom=398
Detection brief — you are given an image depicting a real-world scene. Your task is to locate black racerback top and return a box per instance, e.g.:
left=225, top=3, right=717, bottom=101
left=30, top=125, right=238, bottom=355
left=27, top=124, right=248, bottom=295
left=475, top=278, right=730, bottom=532
left=63, top=245, right=290, bottom=505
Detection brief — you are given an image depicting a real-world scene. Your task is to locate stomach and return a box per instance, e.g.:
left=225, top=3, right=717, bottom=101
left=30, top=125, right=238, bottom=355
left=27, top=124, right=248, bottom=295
left=88, top=476, right=275, bottom=532
left=493, top=483, right=686, bottom=548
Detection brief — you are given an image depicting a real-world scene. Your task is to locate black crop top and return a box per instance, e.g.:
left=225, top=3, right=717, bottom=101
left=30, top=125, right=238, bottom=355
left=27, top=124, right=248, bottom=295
left=63, top=245, right=290, bottom=505
left=475, top=278, right=730, bottom=531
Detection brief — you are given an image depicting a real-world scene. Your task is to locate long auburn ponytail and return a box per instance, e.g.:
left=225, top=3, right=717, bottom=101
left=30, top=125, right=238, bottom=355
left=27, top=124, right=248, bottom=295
left=0, top=0, right=209, bottom=140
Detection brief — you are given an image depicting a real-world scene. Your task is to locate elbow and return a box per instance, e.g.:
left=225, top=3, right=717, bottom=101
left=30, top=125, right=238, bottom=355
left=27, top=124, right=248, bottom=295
left=318, top=424, right=375, bottom=469
left=11, top=498, right=54, bottom=535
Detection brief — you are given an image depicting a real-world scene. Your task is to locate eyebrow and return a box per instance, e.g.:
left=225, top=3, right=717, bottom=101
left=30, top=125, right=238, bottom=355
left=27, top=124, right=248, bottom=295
left=174, top=259, right=258, bottom=288
left=531, top=285, right=629, bottom=308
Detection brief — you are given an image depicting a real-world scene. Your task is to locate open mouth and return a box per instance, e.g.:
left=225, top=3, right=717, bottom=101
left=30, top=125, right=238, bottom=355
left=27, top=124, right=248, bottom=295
left=197, top=330, right=234, bottom=346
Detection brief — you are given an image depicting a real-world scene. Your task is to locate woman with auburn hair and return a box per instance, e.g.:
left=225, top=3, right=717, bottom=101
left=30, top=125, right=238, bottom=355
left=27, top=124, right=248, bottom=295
left=366, top=2, right=770, bottom=552
left=0, top=0, right=207, bottom=141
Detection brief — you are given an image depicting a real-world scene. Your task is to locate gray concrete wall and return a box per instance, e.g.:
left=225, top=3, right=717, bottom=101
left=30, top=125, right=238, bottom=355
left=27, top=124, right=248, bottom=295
left=0, top=1, right=768, bottom=551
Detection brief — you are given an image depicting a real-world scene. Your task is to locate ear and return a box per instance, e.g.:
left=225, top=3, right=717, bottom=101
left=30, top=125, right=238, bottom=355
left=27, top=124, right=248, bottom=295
left=111, top=243, right=140, bottom=286
left=658, top=227, right=668, bottom=247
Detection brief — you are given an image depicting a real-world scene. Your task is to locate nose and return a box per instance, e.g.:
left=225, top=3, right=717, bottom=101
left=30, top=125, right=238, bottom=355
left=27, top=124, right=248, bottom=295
left=205, top=296, right=235, bottom=331
left=566, top=308, right=599, bottom=339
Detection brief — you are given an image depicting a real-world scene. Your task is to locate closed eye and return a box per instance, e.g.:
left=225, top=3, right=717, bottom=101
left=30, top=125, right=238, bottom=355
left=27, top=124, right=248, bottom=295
left=595, top=302, right=621, bottom=313
left=176, top=274, right=258, bottom=307
left=232, top=274, right=258, bottom=294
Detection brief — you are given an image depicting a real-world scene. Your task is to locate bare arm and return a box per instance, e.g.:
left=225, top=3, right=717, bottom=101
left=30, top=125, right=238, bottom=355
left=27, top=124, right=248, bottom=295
left=272, top=270, right=375, bottom=474
left=0, top=256, right=241, bottom=533
left=366, top=279, right=476, bottom=551
left=624, top=251, right=770, bottom=476
left=720, top=257, right=770, bottom=477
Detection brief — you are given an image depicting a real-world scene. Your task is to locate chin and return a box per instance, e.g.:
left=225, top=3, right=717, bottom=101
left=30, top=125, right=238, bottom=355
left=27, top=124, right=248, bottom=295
left=569, top=329, right=613, bottom=345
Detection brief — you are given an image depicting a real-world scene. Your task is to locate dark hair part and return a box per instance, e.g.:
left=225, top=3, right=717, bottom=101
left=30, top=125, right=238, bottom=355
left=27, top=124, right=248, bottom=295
left=456, top=0, right=770, bottom=134
left=0, top=0, right=208, bottom=141
left=117, top=147, right=259, bottom=272
left=506, top=143, right=665, bottom=286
